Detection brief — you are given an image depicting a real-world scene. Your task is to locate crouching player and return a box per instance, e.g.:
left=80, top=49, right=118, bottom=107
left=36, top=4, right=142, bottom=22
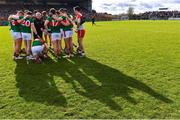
left=32, top=38, right=48, bottom=63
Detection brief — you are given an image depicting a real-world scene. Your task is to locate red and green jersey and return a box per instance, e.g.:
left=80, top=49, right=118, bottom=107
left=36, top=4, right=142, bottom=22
left=60, top=16, right=73, bottom=31
left=32, top=39, right=42, bottom=47
left=48, top=16, right=61, bottom=33
left=21, top=17, right=34, bottom=33
left=9, top=16, right=23, bottom=32
left=42, top=16, right=47, bottom=22
left=75, top=13, right=84, bottom=30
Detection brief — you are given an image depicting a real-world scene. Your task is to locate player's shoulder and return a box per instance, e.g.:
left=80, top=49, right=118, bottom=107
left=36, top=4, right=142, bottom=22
left=77, top=13, right=82, bottom=18
left=25, top=17, right=34, bottom=22
left=19, top=16, right=24, bottom=19
left=60, top=15, right=66, bottom=20
left=29, top=17, right=34, bottom=21
left=68, top=14, right=73, bottom=19
left=43, top=16, right=47, bottom=20
left=47, top=16, right=53, bottom=20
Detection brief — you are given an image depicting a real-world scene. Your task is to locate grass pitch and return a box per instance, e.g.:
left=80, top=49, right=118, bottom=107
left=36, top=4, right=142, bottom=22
left=0, top=21, right=180, bottom=119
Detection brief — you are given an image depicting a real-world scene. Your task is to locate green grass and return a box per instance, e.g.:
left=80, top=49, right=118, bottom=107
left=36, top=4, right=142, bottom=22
left=0, top=21, right=180, bottom=119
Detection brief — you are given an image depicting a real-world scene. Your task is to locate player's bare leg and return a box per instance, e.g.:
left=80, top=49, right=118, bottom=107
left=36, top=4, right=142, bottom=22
left=44, top=34, right=48, bottom=43
left=27, top=40, right=32, bottom=56
left=78, top=37, right=85, bottom=56
left=14, top=40, right=18, bottom=56
left=52, top=41, right=57, bottom=56
left=14, top=38, right=23, bottom=59
left=57, top=40, right=61, bottom=56
left=49, top=34, right=52, bottom=48
left=13, top=40, right=16, bottom=55
left=24, top=40, right=32, bottom=60
left=43, top=44, right=49, bottom=58
left=64, top=38, right=70, bottom=58
left=34, top=54, right=42, bottom=64
left=69, top=37, right=74, bottom=54
left=60, top=38, right=62, bottom=52
left=53, top=40, right=60, bottom=57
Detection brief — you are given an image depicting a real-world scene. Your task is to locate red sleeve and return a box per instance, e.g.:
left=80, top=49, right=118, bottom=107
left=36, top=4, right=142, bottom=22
left=77, top=14, right=82, bottom=19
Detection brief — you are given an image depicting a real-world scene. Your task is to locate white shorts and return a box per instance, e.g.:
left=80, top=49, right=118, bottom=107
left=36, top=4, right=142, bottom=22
left=22, top=33, right=32, bottom=41
left=11, top=30, right=22, bottom=40
left=51, top=33, right=61, bottom=41
left=63, top=31, right=73, bottom=39
left=32, top=46, right=43, bottom=56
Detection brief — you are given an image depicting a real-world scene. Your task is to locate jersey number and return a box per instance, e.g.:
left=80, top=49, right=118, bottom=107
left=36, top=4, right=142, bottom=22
left=22, top=20, right=31, bottom=27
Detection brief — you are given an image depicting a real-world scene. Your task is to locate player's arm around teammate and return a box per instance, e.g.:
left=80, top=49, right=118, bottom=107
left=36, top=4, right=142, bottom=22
left=44, top=8, right=62, bottom=57
left=67, top=13, right=75, bottom=56
left=8, top=11, right=24, bottom=60
left=21, top=11, right=38, bottom=60
left=53, top=9, right=74, bottom=57
left=61, top=9, right=75, bottom=57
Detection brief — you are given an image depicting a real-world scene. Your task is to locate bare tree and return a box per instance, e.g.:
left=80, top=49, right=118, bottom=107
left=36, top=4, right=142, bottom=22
left=127, top=7, right=134, bottom=19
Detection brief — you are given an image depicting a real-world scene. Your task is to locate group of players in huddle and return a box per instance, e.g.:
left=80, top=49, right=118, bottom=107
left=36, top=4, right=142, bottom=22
left=8, top=6, right=86, bottom=63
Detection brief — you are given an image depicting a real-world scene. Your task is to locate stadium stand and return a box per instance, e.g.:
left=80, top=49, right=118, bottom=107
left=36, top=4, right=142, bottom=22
left=118, top=11, right=180, bottom=20
left=1, top=0, right=180, bottom=25
left=0, top=0, right=93, bottom=26
left=141, top=11, right=180, bottom=20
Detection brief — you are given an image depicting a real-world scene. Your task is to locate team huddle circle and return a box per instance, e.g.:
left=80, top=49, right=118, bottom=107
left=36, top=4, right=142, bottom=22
left=9, top=6, right=86, bottom=63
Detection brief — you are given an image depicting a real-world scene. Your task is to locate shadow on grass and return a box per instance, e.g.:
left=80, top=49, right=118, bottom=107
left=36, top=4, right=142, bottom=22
left=15, top=59, right=67, bottom=107
left=15, top=57, right=172, bottom=110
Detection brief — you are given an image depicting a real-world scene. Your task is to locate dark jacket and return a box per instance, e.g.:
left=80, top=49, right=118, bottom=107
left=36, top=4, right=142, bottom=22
left=33, top=18, right=44, bottom=39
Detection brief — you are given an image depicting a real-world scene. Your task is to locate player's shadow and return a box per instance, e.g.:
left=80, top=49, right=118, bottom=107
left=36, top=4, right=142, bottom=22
left=14, top=57, right=172, bottom=111
left=15, top=59, right=67, bottom=107
left=60, top=57, right=172, bottom=111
